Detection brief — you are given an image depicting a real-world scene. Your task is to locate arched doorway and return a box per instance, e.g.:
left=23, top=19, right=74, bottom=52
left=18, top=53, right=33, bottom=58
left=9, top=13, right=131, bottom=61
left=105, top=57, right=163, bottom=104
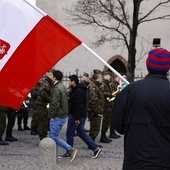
left=103, top=55, right=128, bottom=75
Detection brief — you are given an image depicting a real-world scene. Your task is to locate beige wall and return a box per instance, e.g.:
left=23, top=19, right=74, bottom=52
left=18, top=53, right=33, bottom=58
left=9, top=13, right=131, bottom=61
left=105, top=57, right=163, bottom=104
left=36, top=0, right=170, bottom=77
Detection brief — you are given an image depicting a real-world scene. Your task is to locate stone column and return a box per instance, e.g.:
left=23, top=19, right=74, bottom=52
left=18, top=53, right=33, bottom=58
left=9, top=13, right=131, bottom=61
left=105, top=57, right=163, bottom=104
left=39, top=137, right=56, bottom=170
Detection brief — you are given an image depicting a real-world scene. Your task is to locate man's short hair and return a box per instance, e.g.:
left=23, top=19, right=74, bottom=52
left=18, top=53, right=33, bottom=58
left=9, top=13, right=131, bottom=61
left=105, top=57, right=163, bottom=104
left=53, top=70, right=63, bottom=81
left=69, top=75, right=79, bottom=84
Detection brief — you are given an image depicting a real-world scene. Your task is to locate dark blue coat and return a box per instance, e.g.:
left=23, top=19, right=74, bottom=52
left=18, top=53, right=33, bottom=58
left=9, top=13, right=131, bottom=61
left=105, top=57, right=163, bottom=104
left=69, top=83, right=87, bottom=120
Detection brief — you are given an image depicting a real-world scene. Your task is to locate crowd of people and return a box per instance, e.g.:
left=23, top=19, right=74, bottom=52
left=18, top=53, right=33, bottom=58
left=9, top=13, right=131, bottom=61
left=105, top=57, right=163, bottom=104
left=1, top=47, right=170, bottom=168
left=0, top=68, right=122, bottom=162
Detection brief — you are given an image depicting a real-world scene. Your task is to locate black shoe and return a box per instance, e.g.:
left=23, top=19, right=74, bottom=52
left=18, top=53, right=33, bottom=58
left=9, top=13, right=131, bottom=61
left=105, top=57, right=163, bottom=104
left=109, top=134, right=121, bottom=139
left=31, top=130, right=38, bottom=135
left=100, top=137, right=110, bottom=143
left=92, top=148, right=102, bottom=159
left=58, top=152, right=70, bottom=159
left=0, top=140, right=9, bottom=145
left=24, top=126, right=31, bottom=130
left=18, top=126, right=24, bottom=131
left=105, top=137, right=112, bottom=142
left=5, top=136, right=18, bottom=142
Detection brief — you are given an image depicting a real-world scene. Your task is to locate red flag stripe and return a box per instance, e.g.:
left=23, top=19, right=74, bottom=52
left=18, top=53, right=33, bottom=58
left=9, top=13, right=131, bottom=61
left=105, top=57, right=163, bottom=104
left=0, top=15, right=82, bottom=109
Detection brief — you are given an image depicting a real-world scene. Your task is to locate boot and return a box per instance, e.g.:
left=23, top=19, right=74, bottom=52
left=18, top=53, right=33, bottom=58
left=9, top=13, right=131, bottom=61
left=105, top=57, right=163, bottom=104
left=31, top=127, right=38, bottom=135
left=18, top=125, right=24, bottom=131
left=100, top=132, right=112, bottom=143
left=24, top=125, right=31, bottom=130
left=109, top=127, right=121, bottom=139
left=5, top=132, right=18, bottom=142
left=0, top=137, right=9, bottom=145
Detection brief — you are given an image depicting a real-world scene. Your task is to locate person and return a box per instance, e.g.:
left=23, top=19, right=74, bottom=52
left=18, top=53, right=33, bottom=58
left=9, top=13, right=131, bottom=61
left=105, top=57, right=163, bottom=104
left=0, top=106, right=8, bottom=145
left=87, top=70, right=105, bottom=142
left=17, top=97, right=31, bottom=131
left=100, top=71, right=120, bottom=143
left=81, top=72, right=91, bottom=132
left=66, top=75, right=102, bottom=159
left=81, top=72, right=91, bottom=87
left=111, top=47, right=170, bottom=169
left=5, top=107, right=18, bottom=142
left=30, top=80, right=42, bottom=135
left=49, top=70, right=77, bottom=163
left=33, top=69, right=54, bottom=140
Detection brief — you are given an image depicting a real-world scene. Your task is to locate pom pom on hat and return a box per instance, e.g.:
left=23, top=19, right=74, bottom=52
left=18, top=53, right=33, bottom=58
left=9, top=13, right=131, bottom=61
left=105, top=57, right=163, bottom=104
left=146, top=48, right=170, bottom=72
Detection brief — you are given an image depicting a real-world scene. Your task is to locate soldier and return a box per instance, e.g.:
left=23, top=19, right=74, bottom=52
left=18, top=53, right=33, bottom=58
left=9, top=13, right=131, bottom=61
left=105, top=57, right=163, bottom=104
left=30, top=80, right=42, bottom=135
left=81, top=72, right=91, bottom=132
left=17, top=96, right=31, bottom=131
left=5, top=107, right=18, bottom=142
left=0, top=106, right=8, bottom=145
left=82, top=72, right=91, bottom=87
left=87, top=69, right=105, bottom=142
left=33, top=69, right=54, bottom=140
left=100, top=71, right=120, bottom=143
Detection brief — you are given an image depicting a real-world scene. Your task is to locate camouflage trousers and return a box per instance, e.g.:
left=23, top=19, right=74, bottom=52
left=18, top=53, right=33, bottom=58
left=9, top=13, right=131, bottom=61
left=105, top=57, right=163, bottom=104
left=101, top=108, right=111, bottom=134
left=0, top=110, right=6, bottom=139
left=34, top=105, right=49, bottom=140
left=89, top=114, right=102, bottom=140
left=31, top=107, right=38, bottom=129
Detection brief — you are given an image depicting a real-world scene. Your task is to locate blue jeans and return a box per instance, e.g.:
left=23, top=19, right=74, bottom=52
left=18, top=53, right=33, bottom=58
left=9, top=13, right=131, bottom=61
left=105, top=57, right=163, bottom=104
left=50, top=118, right=72, bottom=152
left=66, top=115, right=99, bottom=151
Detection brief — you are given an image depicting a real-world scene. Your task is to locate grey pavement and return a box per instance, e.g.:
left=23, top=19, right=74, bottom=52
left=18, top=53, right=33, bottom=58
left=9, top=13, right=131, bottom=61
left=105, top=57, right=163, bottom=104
left=0, top=117, right=124, bottom=170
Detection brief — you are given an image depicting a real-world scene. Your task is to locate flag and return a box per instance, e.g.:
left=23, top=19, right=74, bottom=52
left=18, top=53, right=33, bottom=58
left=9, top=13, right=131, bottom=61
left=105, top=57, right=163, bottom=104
left=0, top=0, right=82, bottom=109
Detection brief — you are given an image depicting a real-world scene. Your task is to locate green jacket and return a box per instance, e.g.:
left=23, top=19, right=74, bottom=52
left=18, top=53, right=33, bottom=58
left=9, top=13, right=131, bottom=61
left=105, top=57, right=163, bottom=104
left=49, top=81, right=68, bottom=119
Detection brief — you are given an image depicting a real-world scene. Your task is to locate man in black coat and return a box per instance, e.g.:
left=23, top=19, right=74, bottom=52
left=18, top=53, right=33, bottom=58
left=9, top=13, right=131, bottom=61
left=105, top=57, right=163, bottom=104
left=66, top=75, right=102, bottom=159
left=111, top=47, right=170, bottom=169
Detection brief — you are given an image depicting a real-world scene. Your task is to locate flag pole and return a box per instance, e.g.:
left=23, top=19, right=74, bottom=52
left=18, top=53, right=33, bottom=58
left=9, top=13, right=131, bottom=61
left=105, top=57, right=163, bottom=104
left=23, top=0, right=46, bottom=16
left=82, top=43, right=129, bottom=84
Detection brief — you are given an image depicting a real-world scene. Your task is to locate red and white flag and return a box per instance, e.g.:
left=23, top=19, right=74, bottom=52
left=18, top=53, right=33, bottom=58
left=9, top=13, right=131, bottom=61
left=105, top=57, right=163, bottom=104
left=0, top=0, right=82, bottom=109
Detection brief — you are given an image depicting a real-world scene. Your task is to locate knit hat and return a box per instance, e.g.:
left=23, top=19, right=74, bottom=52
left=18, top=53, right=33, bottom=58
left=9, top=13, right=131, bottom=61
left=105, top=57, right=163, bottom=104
left=146, top=48, right=170, bottom=72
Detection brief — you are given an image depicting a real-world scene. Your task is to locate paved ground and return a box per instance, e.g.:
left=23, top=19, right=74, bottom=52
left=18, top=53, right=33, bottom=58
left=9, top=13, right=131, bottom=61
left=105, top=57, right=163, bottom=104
left=0, top=117, right=124, bottom=170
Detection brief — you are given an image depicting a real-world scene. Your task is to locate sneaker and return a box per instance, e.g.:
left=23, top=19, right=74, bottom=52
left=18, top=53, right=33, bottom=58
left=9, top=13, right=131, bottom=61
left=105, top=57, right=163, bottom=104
left=68, top=149, right=78, bottom=162
left=58, top=152, right=70, bottom=159
left=92, top=148, right=102, bottom=159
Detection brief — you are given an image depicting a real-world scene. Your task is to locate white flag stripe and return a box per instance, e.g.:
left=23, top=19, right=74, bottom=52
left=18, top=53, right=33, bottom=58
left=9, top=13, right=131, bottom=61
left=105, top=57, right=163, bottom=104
left=0, top=0, right=45, bottom=70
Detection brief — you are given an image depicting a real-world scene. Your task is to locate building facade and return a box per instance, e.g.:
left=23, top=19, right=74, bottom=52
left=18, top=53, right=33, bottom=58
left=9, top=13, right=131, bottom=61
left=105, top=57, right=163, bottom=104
left=36, top=0, right=170, bottom=78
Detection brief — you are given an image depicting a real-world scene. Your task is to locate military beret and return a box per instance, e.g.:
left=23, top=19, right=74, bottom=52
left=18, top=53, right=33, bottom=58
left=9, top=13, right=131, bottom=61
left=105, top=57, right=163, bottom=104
left=102, top=71, right=112, bottom=76
left=93, top=69, right=102, bottom=74
left=83, top=72, right=89, bottom=77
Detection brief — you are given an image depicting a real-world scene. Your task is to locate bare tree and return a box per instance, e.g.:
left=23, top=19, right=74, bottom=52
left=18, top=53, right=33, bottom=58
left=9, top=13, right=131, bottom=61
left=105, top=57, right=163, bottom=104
left=64, top=0, right=170, bottom=81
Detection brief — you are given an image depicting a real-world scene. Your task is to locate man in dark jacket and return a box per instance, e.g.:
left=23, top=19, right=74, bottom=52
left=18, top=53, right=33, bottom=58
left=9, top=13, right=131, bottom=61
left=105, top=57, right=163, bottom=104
left=66, top=75, right=101, bottom=159
left=111, top=47, right=170, bottom=169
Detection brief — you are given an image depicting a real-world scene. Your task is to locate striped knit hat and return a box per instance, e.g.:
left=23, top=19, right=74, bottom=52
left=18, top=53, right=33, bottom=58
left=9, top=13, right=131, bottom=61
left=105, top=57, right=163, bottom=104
left=146, top=48, right=170, bottom=72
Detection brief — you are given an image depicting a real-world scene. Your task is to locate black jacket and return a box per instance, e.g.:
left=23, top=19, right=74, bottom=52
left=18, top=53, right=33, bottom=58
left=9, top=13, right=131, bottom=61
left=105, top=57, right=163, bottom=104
left=111, top=73, right=170, bottom=169
left=69, top=83, right=87, bottom=120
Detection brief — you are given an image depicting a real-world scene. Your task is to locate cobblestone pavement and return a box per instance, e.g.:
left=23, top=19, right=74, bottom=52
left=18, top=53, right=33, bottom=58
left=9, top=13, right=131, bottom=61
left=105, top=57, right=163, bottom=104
left=0, top=118, right=124, bottom=170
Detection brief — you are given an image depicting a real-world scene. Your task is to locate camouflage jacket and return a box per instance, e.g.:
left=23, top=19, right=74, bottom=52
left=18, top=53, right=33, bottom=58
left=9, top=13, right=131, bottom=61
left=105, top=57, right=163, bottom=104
left=35, top=76, right=53, bottom=108
left=102, top=79, right=114, bottom=106
left=87, top=80, right=105, bottom=114
left=31, top=81, right=42, bottom=105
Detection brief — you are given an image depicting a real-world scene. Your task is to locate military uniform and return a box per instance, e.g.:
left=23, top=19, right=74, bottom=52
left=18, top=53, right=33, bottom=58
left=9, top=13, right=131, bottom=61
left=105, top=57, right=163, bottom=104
left=30, top=81, right=42, bottom=135
left=101, top=72, right=121, bottom=142
left=0, top=107, right=8, bottom=145
left=87, top=80, right=105, bottom=141
left=100, top=77, right=114, bottom=143
left=34, top=76, right=53, bottom=140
